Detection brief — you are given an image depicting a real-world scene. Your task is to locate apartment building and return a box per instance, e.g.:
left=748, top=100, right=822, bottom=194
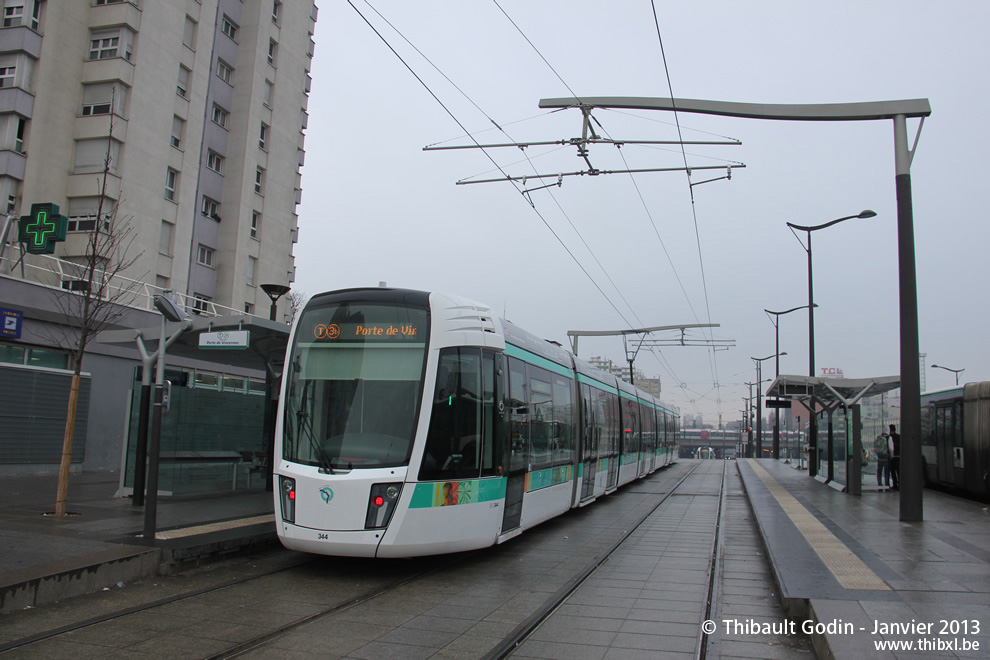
left=0, top=0, right=317, bottom=473
left=1, top=0, right=316, bottom=316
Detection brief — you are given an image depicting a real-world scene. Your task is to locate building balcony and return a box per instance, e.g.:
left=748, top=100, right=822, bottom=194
left=0, top=26, right=43, bottom=59
left=0, top=148, right=26, bottom=180
left=0, top=86, right=34, bottom=117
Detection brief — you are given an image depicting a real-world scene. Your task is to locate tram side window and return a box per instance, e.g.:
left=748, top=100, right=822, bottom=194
left=529, top=372, right=554, bottom=470
left=552, top=375, right=574, bottom=466
left=507, top=357, right=529, bottom=471
left=603, top=388, right=620, bottom=458
left=621, top=397, right=640, bottom=456
left=421, top=347, right=490, bottom=480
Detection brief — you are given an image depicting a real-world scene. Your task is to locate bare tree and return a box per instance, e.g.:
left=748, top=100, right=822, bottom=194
left=285, top=289, right=306, bottom=325
left=50, top=87, right=143, bottom=517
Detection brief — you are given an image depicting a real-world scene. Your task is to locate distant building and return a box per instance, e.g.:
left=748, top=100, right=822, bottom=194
left=587, top=356, right=662, bottom=398
left=1, top=0, right=316, bottom=317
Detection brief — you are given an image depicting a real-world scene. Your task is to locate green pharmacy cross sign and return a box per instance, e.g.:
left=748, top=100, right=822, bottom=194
left=18, top=203, right=68, bottom=254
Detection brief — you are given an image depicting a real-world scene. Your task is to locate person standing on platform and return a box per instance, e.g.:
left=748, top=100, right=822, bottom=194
left=888, top=424, right=901, bottom=490
left=873, top=433, right=890, bottom=487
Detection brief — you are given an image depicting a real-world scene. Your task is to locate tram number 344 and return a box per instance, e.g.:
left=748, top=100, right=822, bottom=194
left=318, top=533, right=329, bottom=540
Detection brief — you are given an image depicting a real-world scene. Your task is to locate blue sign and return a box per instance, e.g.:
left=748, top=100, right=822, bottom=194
left=1, top=307, right=22, bottom=339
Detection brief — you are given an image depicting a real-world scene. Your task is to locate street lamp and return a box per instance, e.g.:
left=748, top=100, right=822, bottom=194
left=260, top=283, right=290, bottom=491
left=752, top=354, right=785, bottom=458
left=786, top=209, right=876, bottom=476
left=931, top=364, right=965, bottom=387
left=765, top=305, right=816, bottom=459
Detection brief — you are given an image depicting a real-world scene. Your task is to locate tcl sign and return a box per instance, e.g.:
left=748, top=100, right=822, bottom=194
left=820, top=367, right=844, bottom=377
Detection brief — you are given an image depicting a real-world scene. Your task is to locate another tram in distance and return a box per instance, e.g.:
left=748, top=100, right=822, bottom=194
left=921, top=382, right=990, bottom=502
left=273, top=288, right=679, bottom=557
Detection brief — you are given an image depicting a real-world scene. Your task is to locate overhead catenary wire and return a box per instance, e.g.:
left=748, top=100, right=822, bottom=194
left=348, top=0, right=637, bottom=328
left=649, top=0, right=724, bottom=424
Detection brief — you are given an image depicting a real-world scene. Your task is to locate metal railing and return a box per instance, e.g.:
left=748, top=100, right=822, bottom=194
left=0, top=243, right=264, bottom=320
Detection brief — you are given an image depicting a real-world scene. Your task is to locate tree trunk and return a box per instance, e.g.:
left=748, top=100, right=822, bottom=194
left=54, top=371, right=81, bottom=517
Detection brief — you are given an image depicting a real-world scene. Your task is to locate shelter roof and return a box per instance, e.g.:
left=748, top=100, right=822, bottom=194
left=96, top=315, right=288, bottom=373
left=767, top=374, right=900, bottom=408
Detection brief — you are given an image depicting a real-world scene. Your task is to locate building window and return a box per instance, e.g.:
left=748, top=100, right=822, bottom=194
left=95, top=0, right=125, bottom=5
left=250, top=211, right=260, bottom=239
left=221, top=15, right=237, bottom=41
left=73, top=138, right=120, bottom=174
left=12, top=117, right=23, bottom=153
left=177, top=65, right=190, bottom=98
left=247, top=255, right=257, bottom=286
left=272, top=0, right=281, bottom=24
left=170, top=115, right=184, bottom=149
left=192, top=294, right=212, bottom=314
left=164, top=168, right=178, bottom=201
left=159, top=220, right=173, bottom=255
left=29, top=0, right=38, bottom=30
left=89, top=32, right=120, bottom=60
left=244, top=302, right=254, bottom=315
left=182, top=15, right=196, bottom=49
left=211, top=104, right=228, bottom=129
left=81, top=82, right=122, bottom=116
left=3, top=2, right=23, bottom=28
left=66, top=197, right=113, bottom=233
left=197, top=244, right=215, bottom=268
left=259, top=122, right=268, bottom=150
left=0, top=66, right=13, bottom=89
left=155, top=275, right=170, bottom=290
left=254, top=167, right=265, bottom=195
left=263, top=80, right=273, bottom=107
left=267, top=39, right=278, bottom=66
left=201, top=196, right=220, bottom=220
left=206, top=150, right=224, bottom=174
left=217, top=59, right=233, bottom=85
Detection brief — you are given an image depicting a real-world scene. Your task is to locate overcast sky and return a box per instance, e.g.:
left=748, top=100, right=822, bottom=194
left=293, top=1, right=989, bottom=426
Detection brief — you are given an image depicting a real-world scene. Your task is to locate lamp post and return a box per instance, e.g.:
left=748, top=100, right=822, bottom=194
left=260, top=284, right=290, bottom=492
left=143, top=295, right=191, bottom=542
left=930, top=364, right=964, bottom=386
left=752, top=355, right=785, bottom=457
left=786, top=209, right=876, bottom=476
left=765, top=305, right=816, bottom=459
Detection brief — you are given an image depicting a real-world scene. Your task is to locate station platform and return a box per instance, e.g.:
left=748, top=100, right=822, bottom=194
left=737, top=458, right=990, bottom=658
left=2, top=461, right=988, bottom=658
left=0, top=470, right=276, bottom=613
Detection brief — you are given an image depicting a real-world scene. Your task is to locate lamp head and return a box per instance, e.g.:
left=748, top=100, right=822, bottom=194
left=261, top=283, right=291, bottom=303
left=153, top=294, right=190, bottom=323
left=857, top=209, right=877, bottom=219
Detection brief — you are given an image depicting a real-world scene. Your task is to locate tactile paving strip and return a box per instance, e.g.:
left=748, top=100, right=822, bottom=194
left=746, top=460, right=889, bottom=591
left=154, top=514, right=275, bottom=540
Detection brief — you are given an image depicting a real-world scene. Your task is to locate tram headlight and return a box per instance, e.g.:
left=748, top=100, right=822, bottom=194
left=365, top=482, right=403, bottom=529
left=279, top=476, right=296, bottom=523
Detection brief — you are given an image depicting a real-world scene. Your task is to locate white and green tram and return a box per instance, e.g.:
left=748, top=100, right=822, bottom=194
left=274, top=288, right=679, bottom=557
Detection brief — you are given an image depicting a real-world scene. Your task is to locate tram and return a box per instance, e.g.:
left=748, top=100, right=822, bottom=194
left=273, top=288, right=679, bottom=557
left=921, top=382, right=990, bottom=501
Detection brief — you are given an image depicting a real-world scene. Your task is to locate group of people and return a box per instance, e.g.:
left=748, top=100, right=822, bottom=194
left=873, top=424, right=901, bottom=489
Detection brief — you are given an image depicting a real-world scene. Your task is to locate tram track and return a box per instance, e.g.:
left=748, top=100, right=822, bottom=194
left=483, top=459, right=716, bottom=659
left=0, top=553, right=317, bottom=654
left=2, top=462, right=719, bottom=659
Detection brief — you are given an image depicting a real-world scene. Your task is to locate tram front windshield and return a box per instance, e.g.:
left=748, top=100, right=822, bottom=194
left=283, top=300, right=429, bottom=470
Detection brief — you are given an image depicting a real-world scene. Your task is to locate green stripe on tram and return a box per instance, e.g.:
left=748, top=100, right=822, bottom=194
left=577, top=373, right=619, bottom=395
left=504, top=343, right=574, bottom=379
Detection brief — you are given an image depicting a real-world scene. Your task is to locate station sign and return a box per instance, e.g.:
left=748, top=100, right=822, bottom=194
left=766, top=399, right=792, bottom=409
left=1, top=306, right=22, bottom=339
left=198, top=330, right=250, bottom=349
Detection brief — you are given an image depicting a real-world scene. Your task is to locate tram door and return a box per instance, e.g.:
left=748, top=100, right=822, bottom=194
left=935, top=403, right=963, bottom=485
left=606, top=392, right=620, bottom=489
left=501, top=356, right=527, bottom=532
